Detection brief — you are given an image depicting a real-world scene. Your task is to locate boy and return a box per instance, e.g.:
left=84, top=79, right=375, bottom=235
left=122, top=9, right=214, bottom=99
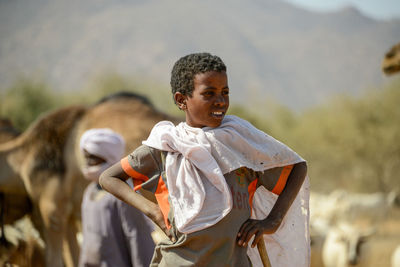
left=100, top=53, right=309, bottom=266
left=79, top=128, right=155, bottom=267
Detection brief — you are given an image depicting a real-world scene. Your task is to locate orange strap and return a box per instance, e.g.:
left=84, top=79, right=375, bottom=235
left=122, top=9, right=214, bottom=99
left=248, top=179, right=258, bottom=217
left=271, top=165, right=294, bottom=195
left=120, top=157, right=149, bottom=190
left=154, top=176, right=171, bottom=229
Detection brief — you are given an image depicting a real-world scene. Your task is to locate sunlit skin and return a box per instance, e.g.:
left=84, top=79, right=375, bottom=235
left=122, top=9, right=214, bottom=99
left=174, top=71, right=229, bottom=128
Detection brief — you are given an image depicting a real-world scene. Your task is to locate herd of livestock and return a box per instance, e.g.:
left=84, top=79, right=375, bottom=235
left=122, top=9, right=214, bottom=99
left=310, top=189, right=400, bottom=267
left=0, top=91, right=399, bottom=267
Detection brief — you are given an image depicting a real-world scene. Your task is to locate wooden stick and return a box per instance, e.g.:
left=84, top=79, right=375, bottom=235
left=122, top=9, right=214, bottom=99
left=257, top=238, right=272, bottom=267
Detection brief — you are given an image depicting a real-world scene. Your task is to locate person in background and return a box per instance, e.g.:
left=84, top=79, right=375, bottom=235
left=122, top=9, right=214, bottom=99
left=78, top=128, right=155, bottom=267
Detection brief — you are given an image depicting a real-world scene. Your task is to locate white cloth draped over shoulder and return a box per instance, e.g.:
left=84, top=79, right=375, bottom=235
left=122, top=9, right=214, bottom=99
left=142, top=115, right=310, bottom=267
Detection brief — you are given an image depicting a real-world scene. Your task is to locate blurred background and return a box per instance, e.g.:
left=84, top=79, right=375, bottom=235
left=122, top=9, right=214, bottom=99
left=1, top=0, right=399, bottom=266
left=1, top=0, right=399, bottom=192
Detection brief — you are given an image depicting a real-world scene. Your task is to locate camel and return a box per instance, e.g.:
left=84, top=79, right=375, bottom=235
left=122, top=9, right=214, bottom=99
left=0, top=105, right=87, bottom=267
left=0, top=92, right=180, bottom=267
left=382, top=42, right=400, bottom=75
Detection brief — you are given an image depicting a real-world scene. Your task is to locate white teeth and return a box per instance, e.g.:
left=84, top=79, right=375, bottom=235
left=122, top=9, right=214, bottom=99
left=213, top=112, right=223, bottom=115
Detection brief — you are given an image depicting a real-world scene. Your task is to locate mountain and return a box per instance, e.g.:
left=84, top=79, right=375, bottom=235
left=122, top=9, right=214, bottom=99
left=1, top=0, right=399, bottom=111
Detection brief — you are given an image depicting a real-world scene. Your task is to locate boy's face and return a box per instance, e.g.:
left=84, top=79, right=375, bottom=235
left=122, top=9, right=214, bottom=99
left=175, top=71, right=229, bottom=128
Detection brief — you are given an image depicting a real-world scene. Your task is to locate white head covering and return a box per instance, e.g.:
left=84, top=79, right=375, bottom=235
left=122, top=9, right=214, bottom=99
left=79, top=128, right=125, bottom=182
left=79, top=128, right=125, bottom=164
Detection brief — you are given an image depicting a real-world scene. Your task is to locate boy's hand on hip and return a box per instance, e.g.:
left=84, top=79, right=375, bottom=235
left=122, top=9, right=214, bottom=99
left=150, top=206, right=176, bottom=242
left=236, top=217, right=281, bottom=248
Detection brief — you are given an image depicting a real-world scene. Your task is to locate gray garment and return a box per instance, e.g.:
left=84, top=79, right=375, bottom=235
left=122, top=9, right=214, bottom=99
left=79, top=182, right=155, bottom=267
left=149, top=169, right=253, bottom=267
left=125, top=145, right=287, bottom=267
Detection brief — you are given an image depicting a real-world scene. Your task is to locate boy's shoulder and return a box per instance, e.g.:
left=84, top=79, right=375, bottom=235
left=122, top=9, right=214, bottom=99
left=128, top=144, right=164, bottom=170
left=131, top=144, right=161, bottom=157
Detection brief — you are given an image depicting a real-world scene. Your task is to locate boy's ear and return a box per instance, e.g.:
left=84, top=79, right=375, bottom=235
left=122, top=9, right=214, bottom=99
left=174, top=92, right=187, bottom=110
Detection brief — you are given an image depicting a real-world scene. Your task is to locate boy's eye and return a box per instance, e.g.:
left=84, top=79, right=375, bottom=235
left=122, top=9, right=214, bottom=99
left=203, top=91, right=214, bottom=96
left=223, top=90, right=229, bottom=95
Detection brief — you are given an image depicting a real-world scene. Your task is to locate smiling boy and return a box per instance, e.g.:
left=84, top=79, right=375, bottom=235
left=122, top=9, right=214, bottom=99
left=100, top=53, right=309, bottom=266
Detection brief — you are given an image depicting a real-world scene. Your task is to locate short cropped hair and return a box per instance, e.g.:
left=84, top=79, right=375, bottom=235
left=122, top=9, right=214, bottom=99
left=170, top=52, right=226, bottom=103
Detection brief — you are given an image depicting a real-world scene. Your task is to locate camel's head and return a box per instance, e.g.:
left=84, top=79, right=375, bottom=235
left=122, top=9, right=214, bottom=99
left=382, top=42, right=400, bottom=75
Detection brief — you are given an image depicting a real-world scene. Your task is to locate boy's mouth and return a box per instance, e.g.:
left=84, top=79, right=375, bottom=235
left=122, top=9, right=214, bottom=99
left=211, top=111, right=225, bottom=118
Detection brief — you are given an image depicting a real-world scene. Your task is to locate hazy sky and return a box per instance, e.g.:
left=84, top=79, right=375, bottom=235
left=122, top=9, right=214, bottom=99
left=283, top=0, right=400, bottom=20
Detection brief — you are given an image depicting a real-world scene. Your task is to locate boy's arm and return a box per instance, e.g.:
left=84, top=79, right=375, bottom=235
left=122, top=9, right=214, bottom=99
left=99, top=162, right=172, bottom=240
left=237, top=161, right=307, bottom=248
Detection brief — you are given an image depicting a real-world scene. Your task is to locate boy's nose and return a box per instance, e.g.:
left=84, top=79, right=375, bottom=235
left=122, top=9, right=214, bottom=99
left=214, top=95, right=227, bottom=106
